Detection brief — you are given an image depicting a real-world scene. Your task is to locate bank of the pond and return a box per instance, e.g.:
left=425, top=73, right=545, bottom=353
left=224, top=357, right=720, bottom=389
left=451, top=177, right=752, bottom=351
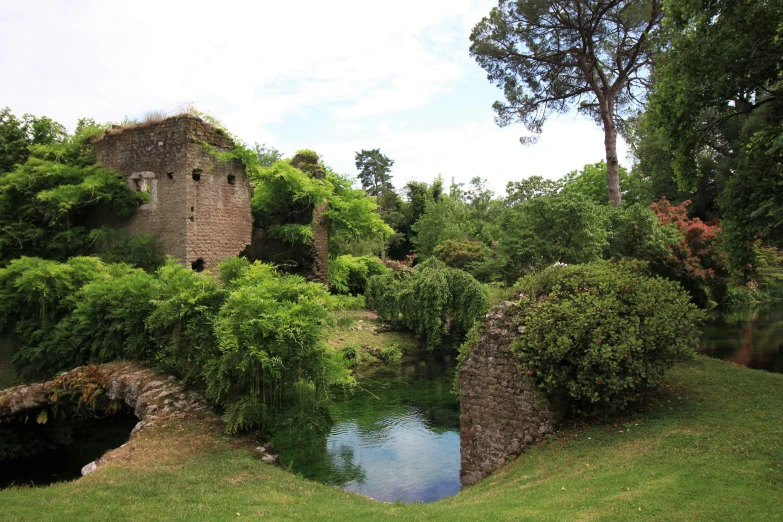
left=1, top=355, right=780, bottom=521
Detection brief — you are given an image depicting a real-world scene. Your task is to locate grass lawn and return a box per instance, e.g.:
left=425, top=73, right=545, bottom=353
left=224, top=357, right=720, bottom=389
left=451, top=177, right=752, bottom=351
left=1, top=355, right=781, bottom=521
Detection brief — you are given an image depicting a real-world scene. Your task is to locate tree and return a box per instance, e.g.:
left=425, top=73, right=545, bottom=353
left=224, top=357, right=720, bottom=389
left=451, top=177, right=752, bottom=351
left=0, top=107, right=67, bottom=174
left=562, top=160, right=652, bottom=206
left=325, top=171, right=394, bottom=257
left=254, top=143, right=284, bottom=168
left=647, top=0, right=783, bottom=274
left=470, top=0, right=663, bottom=206
left=498, top=193, right=610, bottom=279
left=0, top=124, right=141, bottom=266
left=505, top=175, right=563, bottom=205
left=354, top=149, right=395, bottom=210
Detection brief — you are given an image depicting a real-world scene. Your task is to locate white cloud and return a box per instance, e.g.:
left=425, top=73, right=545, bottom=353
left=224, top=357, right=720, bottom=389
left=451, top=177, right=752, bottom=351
left=0, top=0, right=629, bottom=192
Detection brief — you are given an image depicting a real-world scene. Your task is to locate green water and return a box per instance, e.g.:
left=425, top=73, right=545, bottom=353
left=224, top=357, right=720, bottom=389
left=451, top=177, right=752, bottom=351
left=699, top=304, right=783, bottom=373
left=272, top=353, right=461, bottom=503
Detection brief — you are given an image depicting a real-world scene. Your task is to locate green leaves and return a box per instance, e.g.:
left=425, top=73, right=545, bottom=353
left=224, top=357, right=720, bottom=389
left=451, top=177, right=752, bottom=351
left=0, top=128, right=140, bottom=266
left=511, top=260, right=704, bottom=414
left=366, top=258, right=489, bottom=349
left=0, top=256, right=348, bottom=435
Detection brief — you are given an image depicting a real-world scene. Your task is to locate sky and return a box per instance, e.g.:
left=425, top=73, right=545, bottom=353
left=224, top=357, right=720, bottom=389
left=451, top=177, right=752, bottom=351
left=0, top=0, right=630, bottom=195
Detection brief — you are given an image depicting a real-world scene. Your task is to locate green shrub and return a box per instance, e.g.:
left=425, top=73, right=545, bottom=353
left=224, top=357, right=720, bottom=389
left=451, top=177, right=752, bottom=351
left=0, top=255, right=350, bottom=436
left=366, top=258, right=489, bottom=349
left=0, top=129, right=142, bottom=266
left=725, top=244, right=783, bottom=305
left=52, top=264, right=156, bottom=365
left=329, top=254, right=389, bottom=295
left=145, top=259, right=225, bottom=385
left=377, top=344, right=402, bottom=362
left=511, top=260, right=704, bottom=413
left=91, top=228, right=165, bottom=272
left=205, top=261, right=347, bottom=433
left=433, top=239, right=489, bottom=270
left=0, top=256, right=106, bottom=378
left=338, top=344, right=359, bottom=366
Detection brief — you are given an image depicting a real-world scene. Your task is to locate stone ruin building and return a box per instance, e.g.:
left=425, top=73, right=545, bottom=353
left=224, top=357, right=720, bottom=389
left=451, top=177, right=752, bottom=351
left=91, top=114, right=328, bottom=283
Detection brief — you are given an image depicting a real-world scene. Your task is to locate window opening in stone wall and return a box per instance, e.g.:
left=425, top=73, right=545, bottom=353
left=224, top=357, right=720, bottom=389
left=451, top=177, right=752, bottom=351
left=227, top=175, right=236, bottom=185
left=192, top=169, right=202, bottom=181
left=191, top=207, right=194, bottom=212
left=133, top=179, right=151, bottom=203
left=191, top=258, right=205, bottom=272
left=167, top=172, right=174, bottom=180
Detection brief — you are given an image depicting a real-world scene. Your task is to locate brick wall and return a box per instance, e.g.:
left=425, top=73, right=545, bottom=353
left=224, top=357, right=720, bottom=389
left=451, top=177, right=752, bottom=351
left=458, top=301, right=565, bottom=486
left=92, top=115, right=252, bottom=272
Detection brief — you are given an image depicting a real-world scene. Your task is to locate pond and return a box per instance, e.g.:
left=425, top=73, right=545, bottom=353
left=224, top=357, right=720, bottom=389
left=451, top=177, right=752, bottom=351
left=699, top=304, right=783, bottom=374
left=0, top=411, right=139, bottom=489
left=272, top=353, right=461, bottom=503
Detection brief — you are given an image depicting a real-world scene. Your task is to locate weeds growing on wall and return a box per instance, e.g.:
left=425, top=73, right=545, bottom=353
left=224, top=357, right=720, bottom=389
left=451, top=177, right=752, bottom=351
left=366, top=258, right=489, bottom=349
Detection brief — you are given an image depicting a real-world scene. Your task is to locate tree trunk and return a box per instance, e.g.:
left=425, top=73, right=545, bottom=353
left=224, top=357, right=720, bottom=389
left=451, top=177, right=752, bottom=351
left=601, top=102, right=622, bottom=207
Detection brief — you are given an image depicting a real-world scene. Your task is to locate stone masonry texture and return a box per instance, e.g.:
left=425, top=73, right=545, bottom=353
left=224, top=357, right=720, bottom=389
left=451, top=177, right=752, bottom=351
left=92, top=115, right=253, bottom=273
left=458, top=301, right=565, bottom=486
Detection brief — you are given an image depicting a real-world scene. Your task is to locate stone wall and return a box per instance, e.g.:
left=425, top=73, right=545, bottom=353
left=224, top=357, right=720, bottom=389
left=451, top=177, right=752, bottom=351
left=92, top=115, right=253, bottom=272
left=458, top=301, right=565, bottom=486
left=0, top=361, right=281, bottom=472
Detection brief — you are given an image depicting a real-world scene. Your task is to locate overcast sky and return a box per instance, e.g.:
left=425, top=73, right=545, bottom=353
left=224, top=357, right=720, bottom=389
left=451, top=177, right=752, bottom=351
left=0, top=0, right=629, bottom=194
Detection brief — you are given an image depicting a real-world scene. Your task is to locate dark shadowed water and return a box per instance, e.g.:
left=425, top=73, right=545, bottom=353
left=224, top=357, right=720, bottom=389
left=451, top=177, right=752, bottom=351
left=0, top=412, right=139, bottom=489
left=272, top=353, right=461, bottom=503
left=698, top=305, right=783, bottom=374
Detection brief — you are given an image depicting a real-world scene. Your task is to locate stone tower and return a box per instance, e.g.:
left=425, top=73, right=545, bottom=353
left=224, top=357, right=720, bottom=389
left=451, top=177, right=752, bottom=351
left=92, top=114, right=253, bottom=272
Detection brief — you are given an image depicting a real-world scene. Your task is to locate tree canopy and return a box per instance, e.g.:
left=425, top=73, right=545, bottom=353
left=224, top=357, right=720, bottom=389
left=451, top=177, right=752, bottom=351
left=646, top=0, right=783, bottom=274
left=354, top=148, right=395, bottom=210
left=470, top=0, right=663, bottom=206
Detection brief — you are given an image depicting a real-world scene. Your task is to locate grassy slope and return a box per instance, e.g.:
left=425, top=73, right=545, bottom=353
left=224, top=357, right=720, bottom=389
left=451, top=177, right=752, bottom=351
left=2, top=356, right=781, bottom=521
left=324, top=309, right=423, bottom=364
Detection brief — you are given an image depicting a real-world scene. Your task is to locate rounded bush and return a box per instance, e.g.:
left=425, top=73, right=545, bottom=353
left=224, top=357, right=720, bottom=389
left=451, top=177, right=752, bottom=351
left=433, top=239, right=489, bottom=270
left=511, top=260, right=704, bottom=413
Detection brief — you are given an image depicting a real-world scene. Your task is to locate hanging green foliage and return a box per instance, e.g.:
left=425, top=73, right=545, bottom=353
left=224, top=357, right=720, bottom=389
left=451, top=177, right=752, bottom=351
left=366, top=258, right=488, bottom=349
left=206, top=260, right=346, bottom=433
left=0, top=126, right=143, bottom=266
left=0, top=255, right=350, bottom=435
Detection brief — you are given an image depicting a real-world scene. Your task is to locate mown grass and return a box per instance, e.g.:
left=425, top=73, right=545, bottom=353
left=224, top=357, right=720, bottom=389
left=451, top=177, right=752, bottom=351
left=2, top=355, right=781, bottom=521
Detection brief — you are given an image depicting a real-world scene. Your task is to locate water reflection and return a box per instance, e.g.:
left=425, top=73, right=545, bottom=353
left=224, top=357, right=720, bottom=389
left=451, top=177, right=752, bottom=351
left=699, top=305, right=783, bottom=373
left=272, top=354, right=461, bottom=503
